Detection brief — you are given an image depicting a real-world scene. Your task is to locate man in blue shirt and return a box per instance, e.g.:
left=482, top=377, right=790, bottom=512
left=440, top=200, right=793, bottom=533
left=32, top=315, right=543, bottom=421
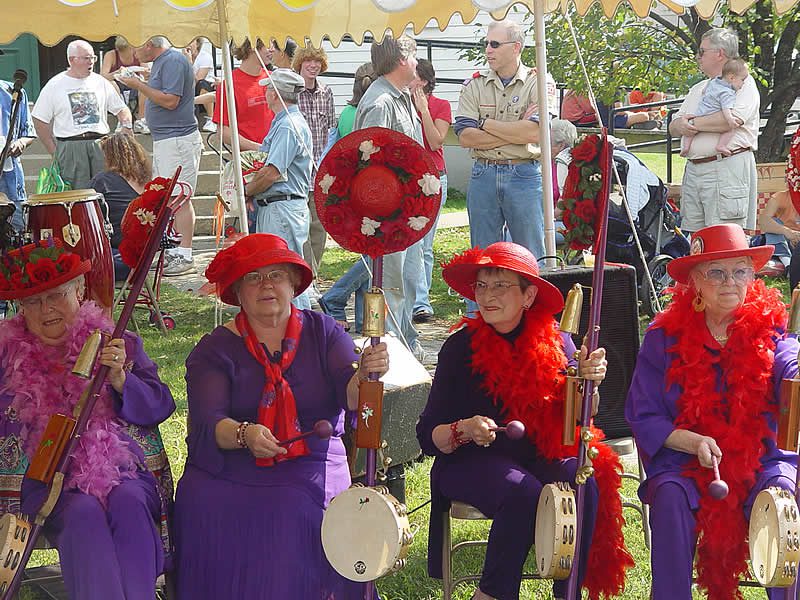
left=246, top=68, right=313, bottom=310
left=120, top=36, right=202, bottom=276
left=0, top=50, right=35, bottom=233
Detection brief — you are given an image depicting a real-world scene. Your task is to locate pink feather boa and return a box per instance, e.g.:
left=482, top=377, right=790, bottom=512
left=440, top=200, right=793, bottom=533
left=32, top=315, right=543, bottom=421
left=0, top=302, right=138, bottom=506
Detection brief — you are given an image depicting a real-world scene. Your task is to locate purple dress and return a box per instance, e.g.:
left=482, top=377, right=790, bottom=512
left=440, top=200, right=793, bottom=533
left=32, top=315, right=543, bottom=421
left=174, top=310, right=366, bottom=600
left=626, top=326, right=799, bottom=600
left=416, top=325, right=599, bottom=600
left=0, top=331, right=175, bottom=600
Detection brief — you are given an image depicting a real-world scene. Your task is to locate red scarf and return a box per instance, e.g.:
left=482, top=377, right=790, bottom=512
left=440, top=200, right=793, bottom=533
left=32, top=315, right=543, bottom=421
left=653, top=280, right=786, bottom=600
left=235, top=307, right=308, bottom=466
left=464, top=308, right=634, bottom=600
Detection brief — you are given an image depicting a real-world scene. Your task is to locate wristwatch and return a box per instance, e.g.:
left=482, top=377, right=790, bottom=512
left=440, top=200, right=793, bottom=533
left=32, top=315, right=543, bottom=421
left=687, top=117, right=696, bottom=127
left=477, top=117, right=487, bottom=130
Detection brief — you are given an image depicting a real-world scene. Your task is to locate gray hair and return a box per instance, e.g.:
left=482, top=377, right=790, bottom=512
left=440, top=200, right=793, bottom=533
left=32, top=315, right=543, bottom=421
left=487, top=19, right=525, bottom=46
left=277, top=90, right=299, bottom=104
left=148, top=36, right=171, bottom=49
left=551, top=119, right=578, bottom=149
left=701, top=28, right=739, bottom=59
left=371, top=34, right=417, bottom=76
left=66, top=40, right=93, bottom=60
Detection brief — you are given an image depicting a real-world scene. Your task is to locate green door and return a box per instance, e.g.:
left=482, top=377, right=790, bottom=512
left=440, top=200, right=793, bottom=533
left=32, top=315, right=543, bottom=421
left=0, top=34, right=41, bottom=101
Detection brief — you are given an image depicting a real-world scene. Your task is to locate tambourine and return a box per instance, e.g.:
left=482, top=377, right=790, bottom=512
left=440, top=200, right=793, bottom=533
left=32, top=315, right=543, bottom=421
left=321, top=484, right=416, bottom=582
left=0, top=513, right=29, bottom=594
left=535, top=481, right=577, bottom=580
left=749, top=486, right=800, bottom=587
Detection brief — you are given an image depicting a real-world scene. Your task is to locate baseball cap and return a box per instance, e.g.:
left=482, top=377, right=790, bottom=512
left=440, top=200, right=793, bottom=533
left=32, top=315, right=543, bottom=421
left=259, top=68, right=305, bottom=95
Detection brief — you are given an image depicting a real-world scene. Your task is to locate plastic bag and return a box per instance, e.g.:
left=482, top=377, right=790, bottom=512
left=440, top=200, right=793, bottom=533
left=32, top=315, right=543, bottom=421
left=36, top=161, right=71, bottom=194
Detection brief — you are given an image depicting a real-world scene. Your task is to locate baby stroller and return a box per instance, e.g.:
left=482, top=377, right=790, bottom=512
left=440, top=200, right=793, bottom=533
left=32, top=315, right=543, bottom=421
left=604, top=149, right=689, bottom=316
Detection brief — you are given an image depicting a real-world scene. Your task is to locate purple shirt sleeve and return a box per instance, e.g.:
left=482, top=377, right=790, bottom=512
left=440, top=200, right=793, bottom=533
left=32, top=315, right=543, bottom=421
left=113, top=332, right=175, bottom=427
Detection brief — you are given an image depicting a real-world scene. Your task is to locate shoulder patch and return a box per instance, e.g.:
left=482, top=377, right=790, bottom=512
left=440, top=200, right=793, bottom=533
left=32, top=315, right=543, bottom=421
left=462, top=71, right=483, bottom=86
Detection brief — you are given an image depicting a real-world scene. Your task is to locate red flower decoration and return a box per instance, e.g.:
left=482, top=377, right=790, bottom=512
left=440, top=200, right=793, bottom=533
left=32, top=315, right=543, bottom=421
left=571, top=136, right=600, bottom=162
left=119, top=178, right=174, bottom=269
left=0, top=238, right=91, bottom=300
left=557, top=134, right=606, bottom=252
left=26, top=259, right=59, bottom=283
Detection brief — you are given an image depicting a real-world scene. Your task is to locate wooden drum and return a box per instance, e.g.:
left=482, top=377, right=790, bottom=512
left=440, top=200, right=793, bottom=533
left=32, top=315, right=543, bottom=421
left=535, top=481, right=577, bottom=580
left=750, top=486, right=800, bottom=587
left=0, top=513, right=29, bottom=594
left=24, top=190, right=114, bottom=309
left=321, top=485, right=415, bottom=582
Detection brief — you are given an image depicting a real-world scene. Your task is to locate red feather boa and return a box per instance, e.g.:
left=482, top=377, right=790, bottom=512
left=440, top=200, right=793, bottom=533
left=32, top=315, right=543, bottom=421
left=464, top=309, right=634, bottom=599
left=652, top=279, right=786, bottom=600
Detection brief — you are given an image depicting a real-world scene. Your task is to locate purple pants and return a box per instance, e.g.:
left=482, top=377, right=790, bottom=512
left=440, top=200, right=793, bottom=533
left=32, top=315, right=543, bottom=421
left=26, top=473, right=163, bottom=600
left=437, top=452, right=598, bottom=600
left=650, top=474, right=798, bottom=600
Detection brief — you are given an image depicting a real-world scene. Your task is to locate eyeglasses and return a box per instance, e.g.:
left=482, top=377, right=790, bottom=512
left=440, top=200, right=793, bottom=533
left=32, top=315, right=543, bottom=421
left=71, top=55, right=97, bottom=62
left=470, top=280, right=521, bottom=295
left=18, top=289, right=72, bottom=310
left=696, top=47, right=717, bottom=58
left=700, top=267, right=754, bottom=286
left=241, top=270, right=290, bottom=287
left=482, top=40, right=517, bottom=50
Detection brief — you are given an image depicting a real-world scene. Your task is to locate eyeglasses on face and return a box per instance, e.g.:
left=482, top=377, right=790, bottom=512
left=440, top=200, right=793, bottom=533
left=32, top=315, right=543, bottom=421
left=241, top=269, right=290, bottom=287
left=71, top=55, right=97, bottom=62
left=18, top=289, right=72, bottom=310
left=700, top=267, right=754, bottom=286
left=482, top=39, right=517, bottom=50
left=470, top=280, right=521, bottom=295
left=696, top=47, right=718, bottom=58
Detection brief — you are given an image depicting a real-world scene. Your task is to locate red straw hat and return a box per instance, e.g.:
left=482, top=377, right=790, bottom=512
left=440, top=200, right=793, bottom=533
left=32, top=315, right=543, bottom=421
left=119, top=177, right=175, bottom=269
left=667, top=223, right=773, bottom=284
left=442, top=242, right=564, bottom=315
left=0, top=238, right=90, bottom=300
left=787, top=129, right=800, bottom=213
left=314, top=126, right=442, bottom=258
left=205, top=233, right=313, bottom=306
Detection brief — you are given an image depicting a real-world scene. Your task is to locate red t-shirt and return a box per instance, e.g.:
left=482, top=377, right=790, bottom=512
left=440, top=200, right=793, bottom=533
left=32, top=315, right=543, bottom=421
left=212, top=67, right=274, bottom=144
left=417, top=94, right=452, bottom=173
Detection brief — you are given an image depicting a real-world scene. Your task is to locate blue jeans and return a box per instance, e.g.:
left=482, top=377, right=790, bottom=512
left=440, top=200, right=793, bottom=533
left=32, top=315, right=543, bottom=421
left=412, top=174, right=447, bottom=315
left=320, top=258, right=370, bottom=331
left=467, top=160, right=544, bottom=257
left=0, top=165, right=27, bottom=232
left=256, top=198, right=311, bottom=310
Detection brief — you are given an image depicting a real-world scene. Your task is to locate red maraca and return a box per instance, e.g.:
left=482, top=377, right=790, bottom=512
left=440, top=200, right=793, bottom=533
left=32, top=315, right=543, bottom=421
left=490, top=420, right=526, bottom=440
left=709, top=455, right=729, bottom=500
left=279, top=420, right=333, bottom=446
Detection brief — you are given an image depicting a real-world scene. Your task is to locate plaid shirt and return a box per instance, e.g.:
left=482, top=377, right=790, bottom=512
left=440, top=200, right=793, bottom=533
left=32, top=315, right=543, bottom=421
left=297, top=82, right=336, bottom=164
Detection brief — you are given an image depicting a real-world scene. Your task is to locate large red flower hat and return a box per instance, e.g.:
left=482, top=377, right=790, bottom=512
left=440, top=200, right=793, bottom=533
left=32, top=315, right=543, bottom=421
left=118, top=177, right=178, bottom=269
left=0, top=238, right=90, bottom=300
left=314, top=127, right=442, bottom=258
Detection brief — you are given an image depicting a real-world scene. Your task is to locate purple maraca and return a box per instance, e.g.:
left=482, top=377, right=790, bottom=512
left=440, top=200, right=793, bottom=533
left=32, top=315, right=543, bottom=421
left=490, top=420, right=526, bottom=440
left=709, top=455, right=729, bottom=500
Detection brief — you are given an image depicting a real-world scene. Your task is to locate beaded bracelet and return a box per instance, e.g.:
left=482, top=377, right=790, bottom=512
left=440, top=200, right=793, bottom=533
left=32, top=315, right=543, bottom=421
left=236, top=421, right=252, bottom=448
left=449, top=420, right=470, bottom=451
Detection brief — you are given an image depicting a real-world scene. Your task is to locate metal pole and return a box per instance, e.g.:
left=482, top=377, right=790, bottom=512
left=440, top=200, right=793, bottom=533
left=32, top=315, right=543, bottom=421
left=533, top=0, right=556, bottom=268
left=216, top=0, right=249, bottom=234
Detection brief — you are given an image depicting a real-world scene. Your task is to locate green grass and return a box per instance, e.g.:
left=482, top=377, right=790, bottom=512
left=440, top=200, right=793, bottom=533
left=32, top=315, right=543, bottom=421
left=635, top=151, right=686, bottom=185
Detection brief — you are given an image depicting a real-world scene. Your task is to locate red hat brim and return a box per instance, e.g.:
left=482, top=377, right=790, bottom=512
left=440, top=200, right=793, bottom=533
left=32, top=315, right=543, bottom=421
left=667, top=245, right=774, bottom=284
left=0, top=259, right=91, bottom=300
left=205, top=235, right=313, bottom=306
left=314, top=127, right=442, bottom=258
left=442, top=247, right=564, bottom=316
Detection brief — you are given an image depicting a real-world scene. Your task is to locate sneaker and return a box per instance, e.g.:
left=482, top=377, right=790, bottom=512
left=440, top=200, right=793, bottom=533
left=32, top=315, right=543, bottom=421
left=133, top=119, right=150, bottom=134
left=150, top=252, right=172, bottom=271
left=162, top=256, right=196, bottom=277
left=412, top=309, right=433, bottom=324
left=202, top=118, right=217, bottom=133
left=411, top=340, right=427, bottom=363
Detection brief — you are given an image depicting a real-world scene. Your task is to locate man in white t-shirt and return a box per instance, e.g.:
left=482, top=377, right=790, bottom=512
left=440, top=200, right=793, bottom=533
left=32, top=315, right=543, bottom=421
left=186, top=38, right=217, bottom=133
left=32, top=40, right=132, bottom=190
left=669, top=28, right=760, bottom=233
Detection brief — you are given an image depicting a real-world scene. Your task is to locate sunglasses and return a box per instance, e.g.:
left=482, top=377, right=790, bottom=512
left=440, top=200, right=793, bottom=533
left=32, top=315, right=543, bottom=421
left=482, top=40, right=517, bottom=50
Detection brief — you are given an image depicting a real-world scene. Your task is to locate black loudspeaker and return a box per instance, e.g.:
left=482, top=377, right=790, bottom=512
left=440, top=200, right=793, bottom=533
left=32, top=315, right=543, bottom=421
left=539, top=263, right=640, bottom=439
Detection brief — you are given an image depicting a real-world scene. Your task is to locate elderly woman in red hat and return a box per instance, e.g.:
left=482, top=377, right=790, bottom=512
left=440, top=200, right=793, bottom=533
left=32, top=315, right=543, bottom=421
left=416, top=242, right=633, bottom=600
left=626, top=223, right=800, bottom=600
left=174, top=233, right=389, bottom=599
left=0, top=239, right=175, bottom=600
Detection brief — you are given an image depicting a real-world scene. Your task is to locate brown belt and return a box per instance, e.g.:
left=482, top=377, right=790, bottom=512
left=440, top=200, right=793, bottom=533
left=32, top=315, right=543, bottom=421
left=476, top=158, right=533, bottom=166
left=688, top=147, right=752, bottom=165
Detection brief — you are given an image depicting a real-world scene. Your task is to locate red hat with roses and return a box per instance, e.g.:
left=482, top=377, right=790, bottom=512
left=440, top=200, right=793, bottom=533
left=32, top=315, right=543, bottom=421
left=787, top=129, right=800, bottom=213
left=119, top=177, right=179, bottom=269
left=0, top=238, right=91, bottom=300
left=314, top=127, right=442, bottom=258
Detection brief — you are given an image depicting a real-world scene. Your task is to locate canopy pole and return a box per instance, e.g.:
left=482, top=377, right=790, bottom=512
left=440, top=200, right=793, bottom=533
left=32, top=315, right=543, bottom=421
left=533, top=0, right=556, bottom=268
left=217, top=0, right=249, bottom=235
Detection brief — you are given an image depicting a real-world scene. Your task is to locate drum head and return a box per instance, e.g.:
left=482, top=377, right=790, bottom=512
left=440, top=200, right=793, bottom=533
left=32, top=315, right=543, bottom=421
left=535, top=486, right=557, bottom=576
left=321, top=487, right=403, bottom=582
left=26, top=189, right=101, bottom=205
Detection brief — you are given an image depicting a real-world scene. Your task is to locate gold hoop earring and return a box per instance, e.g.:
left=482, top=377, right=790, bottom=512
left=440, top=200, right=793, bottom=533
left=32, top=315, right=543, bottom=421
left=692, top=293, right=706, bottom=312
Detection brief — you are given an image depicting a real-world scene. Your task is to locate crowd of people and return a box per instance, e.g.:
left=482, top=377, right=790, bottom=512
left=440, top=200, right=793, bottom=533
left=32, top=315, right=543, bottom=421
left=0, top=19, right=799, bottom=600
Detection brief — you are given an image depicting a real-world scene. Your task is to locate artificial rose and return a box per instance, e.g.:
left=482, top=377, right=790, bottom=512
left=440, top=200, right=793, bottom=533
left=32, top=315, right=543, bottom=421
left=358, top=140, right=381, bottom=162
left=56, top=252, right=81, bottom=273
left=383, top=145, right=414, bottom=170
left=418, top=173, right=441, bottom=196
left=332, top=153, right=359, bottom=176
left=361, top=217, right=381, bottom=236
left=380, top=219, right=409, bottom=246
left=25, top=259, right=59, bottom=283
left=408, top=216, right=430, bottom=231
left=403, top=194, right=429, bottom=218
left=574, top=200, right=596, bottom=223
left=318, top=173, right=337, bottom=195
left=572, top=136, right=600, bottom=162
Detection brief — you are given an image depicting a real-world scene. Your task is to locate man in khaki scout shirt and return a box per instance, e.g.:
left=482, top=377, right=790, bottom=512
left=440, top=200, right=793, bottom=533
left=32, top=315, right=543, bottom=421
left=454, top=19, right=544, bottom=263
